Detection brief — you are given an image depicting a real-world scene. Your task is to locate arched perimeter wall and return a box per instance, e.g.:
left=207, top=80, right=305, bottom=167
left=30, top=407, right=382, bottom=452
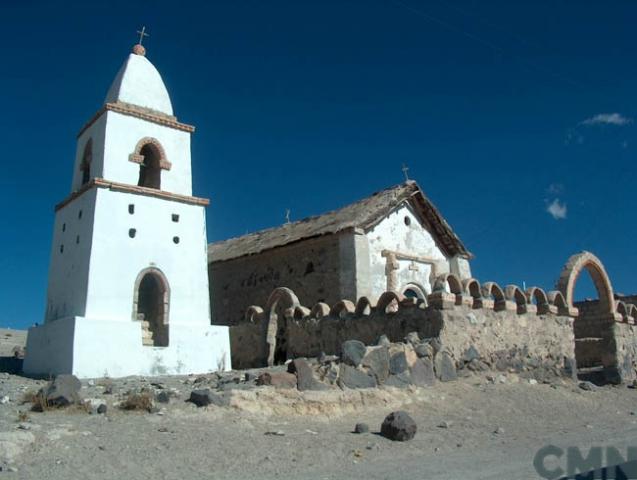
left=230, top=284, right=577, bottom=375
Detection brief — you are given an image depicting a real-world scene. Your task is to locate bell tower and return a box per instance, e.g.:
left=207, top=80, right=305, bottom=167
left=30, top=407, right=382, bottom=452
left=24, top=40, right=230, bottom=378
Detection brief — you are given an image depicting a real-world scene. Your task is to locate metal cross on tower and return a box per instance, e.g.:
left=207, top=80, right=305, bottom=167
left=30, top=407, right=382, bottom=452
left=136, top=26, right=150, bottom=45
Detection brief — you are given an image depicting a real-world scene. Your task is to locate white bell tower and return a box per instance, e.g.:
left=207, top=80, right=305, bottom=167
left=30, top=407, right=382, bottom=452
left=24, top=41, right=231, bottom=378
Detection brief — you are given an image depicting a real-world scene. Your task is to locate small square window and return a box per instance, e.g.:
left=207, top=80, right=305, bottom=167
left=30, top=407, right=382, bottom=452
left=62, top=223, right=66, bottom=232
left=129, top=204, right=135, bottom=214
left=76, top=235, right=80, bottom=244
left=60, top=245, right=64, bottom=253
left=78, top=210, right=83, bottom=219
left=173, top=236, right=180, bottom=244
left=172, top=214, right=179, bottom=222
left=129, top=228, right=137, bottom=238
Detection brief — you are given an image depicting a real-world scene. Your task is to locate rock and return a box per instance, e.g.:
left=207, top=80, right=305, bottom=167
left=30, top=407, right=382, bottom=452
left=155, top=391, right=170, bottom=404
left=529, top=379, right=538, bottom=385
left=462, top=345, right=480, bottom=363
left=380, top=411, right=417, bottom=441
left=579, top=381, right=597, bottom=391
left=97, top=404, right=107, bottom=414
left=338, top=364, right=377, bottom=389
left=0, top=396, right=9, bottom=404
left=354, top=423, right=369, bottom=434
left=362, top=347, right=390, bottom=383
left=494, top=426, right=505, bottom=435
left=264, top=430, right=285, bottom=436
left=187, top=389, right=227, bottom=407
left=404, top=332, right=420, bottom=345
left=467, top=359, right=489, bottom=372
left=288, top=358, right=328, bottom=391
left=87, top=379, right=95, bottom=387
left=384, top=372, right=412, bottom=388
left=414, top=343, right=434, bottom=359
left=256, top=372, right=297, bottom=389
left=434, top=352, right=457, bottom=382
left=84, top=398, right=107, bottom=414
left=409, top=358, right=435, bottom=387
left=497, top=374, right=507, bottom=384
left=377, top=335, right=391, bottom=347
left=42, top=374, right=82, bottom=407
left=437, top=420, right=453, bottom=429
left=342, top=340, right=367, bottom=367
left=428, top=338, right=443, bottom=354
left=244, top=372, right=257, bottom=382
left=389, top=352, right=408, bottom=375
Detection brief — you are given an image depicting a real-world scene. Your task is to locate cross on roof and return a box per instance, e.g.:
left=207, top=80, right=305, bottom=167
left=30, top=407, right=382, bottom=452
left=136, top=26, right=149, bottom=45
left=402, top=163, right=410, bottom=181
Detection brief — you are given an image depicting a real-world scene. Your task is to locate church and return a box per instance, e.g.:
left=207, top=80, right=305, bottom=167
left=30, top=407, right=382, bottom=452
left=23, top=41, right=230, bottom=378
left=208, top=181, right=473, bottom=326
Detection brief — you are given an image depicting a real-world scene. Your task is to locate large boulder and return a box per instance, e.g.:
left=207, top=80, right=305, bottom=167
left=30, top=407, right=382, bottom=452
left=380, top=411, right=417, bottom=441
left=342, top=340, right=367, bottom=367
left=338, top=364, right=377, bottom=389
left=410, top=358, right=435, bottom=387
left=434, top=351, right=457, bottom=382
left=42, top=374, right=81, bottom=407
left=256, top=371, right=297, bottom=389
left=188, top=389, right=227, bottom=407
left=288, top=358, right=328, bottom=391
left=362, top=347, right=390, bottom=383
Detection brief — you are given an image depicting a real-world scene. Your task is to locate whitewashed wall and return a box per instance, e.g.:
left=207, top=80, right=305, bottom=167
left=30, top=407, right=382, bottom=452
left=72, top=112, right=192, bottom=195
left=364, top=203, right=449, bottom=299
left=45, top=189, right=97, bottom=322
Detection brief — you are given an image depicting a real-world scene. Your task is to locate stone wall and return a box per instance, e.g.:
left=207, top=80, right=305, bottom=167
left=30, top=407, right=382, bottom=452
left=209, top=234, right=349, bottom=326
left=230, top=283, right=577, bottom=378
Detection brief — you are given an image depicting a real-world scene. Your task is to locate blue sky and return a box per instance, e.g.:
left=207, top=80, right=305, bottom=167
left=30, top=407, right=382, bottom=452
left=1, top=0, right=635, bottom=329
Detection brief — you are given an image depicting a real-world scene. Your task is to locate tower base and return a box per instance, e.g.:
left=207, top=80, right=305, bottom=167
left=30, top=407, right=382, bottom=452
left=23, top=316, right=231, bottom=378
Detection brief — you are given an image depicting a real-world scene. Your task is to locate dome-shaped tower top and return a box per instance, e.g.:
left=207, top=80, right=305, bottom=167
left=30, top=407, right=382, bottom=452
left=104, top=41, right=173, bottom=116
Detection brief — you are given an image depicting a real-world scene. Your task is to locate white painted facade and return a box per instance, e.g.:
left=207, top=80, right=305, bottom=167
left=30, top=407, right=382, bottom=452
left=24, top=48, right=230, bottom=378
left=361, top=203, right=471, bottom=300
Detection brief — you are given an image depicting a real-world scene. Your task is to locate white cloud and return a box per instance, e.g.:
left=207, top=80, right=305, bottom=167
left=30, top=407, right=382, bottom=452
left=546, top=199, right=567, bottom=220
left=580, top=113, right=633, bottom=126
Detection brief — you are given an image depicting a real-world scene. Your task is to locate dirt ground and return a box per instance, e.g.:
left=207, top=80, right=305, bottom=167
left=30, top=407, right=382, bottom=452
left=0, top=371, right=635, bottom=480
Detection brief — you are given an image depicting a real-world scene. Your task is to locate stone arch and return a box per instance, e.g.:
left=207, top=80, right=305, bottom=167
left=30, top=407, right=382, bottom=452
left=433, top=273, right=463, bottom=295
left=557, top=252, right=624, bottom=384
left=244, top=305, right=264, bottom=323
left=557, top=251, right=615, bottom=314
left=330, top=300, right=355, bottom=319
left=132, top=267, right=170, bottom=347
left=526, top=287, right=551, bottom=314
left=627, top=304, right=637, bottom=324
left=311, top=302, right=331, bottom=319
left=463, top=278, right=483, bottom=309
left=547, top=290, right=570, bottom=315
left=401, top=282, right=427, bottom=299
left=505, top=285, right=529, bottom=314
left=616, top=301, right=629, bottom=322
left=377, top=291, right=404, bottom=314
left=264, top=287, right=300, bottom=366
left=481, top=282, right=506, bottom=311
left=293, top=306, right=311, bottom=320
left=80, top=138, right=92, bottom=185
left=355, top=297, right=375, bottom=316
left=129, top=137, right=172, bottom=190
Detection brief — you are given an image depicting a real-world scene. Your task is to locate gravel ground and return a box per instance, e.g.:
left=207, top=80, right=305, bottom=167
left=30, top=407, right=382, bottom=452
left=0, top=371, right=635, bottom=479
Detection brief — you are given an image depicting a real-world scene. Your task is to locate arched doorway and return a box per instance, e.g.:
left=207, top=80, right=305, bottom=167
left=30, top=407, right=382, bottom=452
left=557, top=252, right=619, bottom=384
left=133, top=268, right=170, bottom=347
left=80, top=139, right=92, bottom=185
left=264, top=288, right=300, bottom=366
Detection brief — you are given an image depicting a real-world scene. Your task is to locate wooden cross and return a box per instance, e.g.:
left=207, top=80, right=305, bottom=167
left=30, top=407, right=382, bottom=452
left=285, top=209, right=291, bottom=224
left=402, top=163, right=410, bottom=181
left=136, top=26, right=149, bottom=45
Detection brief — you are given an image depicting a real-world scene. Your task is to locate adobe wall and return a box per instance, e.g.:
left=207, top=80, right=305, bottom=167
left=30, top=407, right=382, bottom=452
left=209, top=233, right=354, bottom=326
left=230, top=283, right=577, bottom=377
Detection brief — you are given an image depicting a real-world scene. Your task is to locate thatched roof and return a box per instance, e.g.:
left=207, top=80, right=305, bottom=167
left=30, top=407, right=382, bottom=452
left=208, top=181, right=471, bottom=263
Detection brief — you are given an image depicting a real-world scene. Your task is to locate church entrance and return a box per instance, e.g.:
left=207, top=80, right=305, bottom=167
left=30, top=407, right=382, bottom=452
left=134, top=269, right=170, bottom=347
